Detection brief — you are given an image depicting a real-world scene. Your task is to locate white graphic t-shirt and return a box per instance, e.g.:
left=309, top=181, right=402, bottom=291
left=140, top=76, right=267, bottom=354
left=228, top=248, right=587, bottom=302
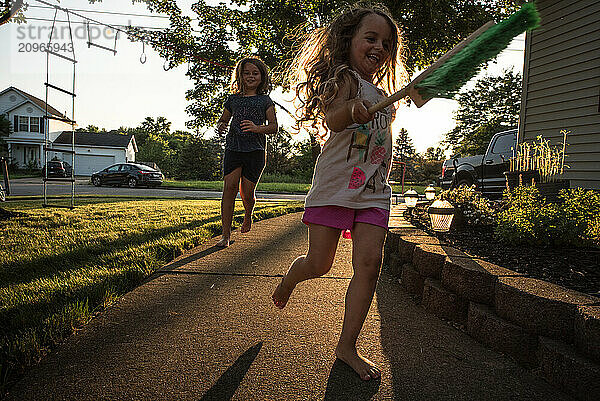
left=305, top=71, right=394, bottom=211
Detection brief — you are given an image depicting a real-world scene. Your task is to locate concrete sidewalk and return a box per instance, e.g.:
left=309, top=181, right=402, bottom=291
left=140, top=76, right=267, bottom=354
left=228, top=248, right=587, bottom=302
left=5, top=212, right=572, bottom=400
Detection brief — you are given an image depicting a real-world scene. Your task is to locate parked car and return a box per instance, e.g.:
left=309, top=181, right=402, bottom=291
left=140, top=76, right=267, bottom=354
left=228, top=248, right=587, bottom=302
left=439, top=129, right=517, bottom=198
left=91, top=163, right=163, bottom=188
left=42, top=160, right=73, bottom=178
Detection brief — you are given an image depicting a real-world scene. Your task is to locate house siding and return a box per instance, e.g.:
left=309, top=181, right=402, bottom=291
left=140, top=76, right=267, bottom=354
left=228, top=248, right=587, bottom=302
left=0, top=90, right=26, bottom=115
left=520, top=0, right=600, bottom=189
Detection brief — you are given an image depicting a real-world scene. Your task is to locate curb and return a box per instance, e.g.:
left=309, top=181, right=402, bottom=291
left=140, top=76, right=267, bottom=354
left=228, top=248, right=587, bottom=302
left=383, top=226, right=600, bottom=401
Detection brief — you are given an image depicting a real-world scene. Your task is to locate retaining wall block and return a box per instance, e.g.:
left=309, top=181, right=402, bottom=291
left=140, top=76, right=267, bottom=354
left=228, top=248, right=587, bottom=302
left=399, top=263, right=424, bottom=301
left=383, top=252, right=402, bottom=277
left=422, top=278, right=468, bottom=325
left=442, top=256, right=523, bottom=306
left=396, top=234, right=436, bottom=265
left=467, top=302, right=538, bottom=367
left=538, top=337, right=600, bottom=401
left=575, top=305, right=600, bottom=364
left=413, top=244, right=470, bottom=280
left=384, top=230, right=401, bottom=256
left=495, top=277, right=598, bottom=343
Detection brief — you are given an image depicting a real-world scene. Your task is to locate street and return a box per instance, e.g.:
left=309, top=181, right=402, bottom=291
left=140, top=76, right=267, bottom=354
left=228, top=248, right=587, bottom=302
left=4, top=178, right=306, bottom=201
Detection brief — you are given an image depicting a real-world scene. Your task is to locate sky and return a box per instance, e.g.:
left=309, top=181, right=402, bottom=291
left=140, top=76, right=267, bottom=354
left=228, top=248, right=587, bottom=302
left=0, top=0, right=525, bottom=153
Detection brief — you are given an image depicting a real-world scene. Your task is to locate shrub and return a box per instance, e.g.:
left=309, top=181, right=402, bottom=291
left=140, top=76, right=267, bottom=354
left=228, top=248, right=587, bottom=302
left=495, top=186, right=561, bottom=245
left=438, top=185, right=498, bottom=228
left=558, top=187, right=600, bottom=248
left=496, top=186, right=600, bottom=248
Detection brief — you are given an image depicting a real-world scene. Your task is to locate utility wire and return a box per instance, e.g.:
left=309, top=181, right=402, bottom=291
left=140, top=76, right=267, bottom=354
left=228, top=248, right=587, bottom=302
left=28, top=4, right=171, bottom=19
left=29, top=3, right=205, bottom=21
left=23, top=16, right=168, bottom=30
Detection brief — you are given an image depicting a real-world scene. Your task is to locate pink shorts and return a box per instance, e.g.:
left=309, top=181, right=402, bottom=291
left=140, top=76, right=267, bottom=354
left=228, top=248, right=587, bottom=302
left=302, top=206, right=390, bottom=230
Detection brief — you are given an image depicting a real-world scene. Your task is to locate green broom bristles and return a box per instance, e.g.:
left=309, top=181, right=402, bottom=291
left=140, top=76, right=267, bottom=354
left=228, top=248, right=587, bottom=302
left=415, top=2, right=540, bottom=99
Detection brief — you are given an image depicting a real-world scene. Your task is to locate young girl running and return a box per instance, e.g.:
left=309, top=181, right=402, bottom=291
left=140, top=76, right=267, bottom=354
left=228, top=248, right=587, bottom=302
left=272, top=5, right=408, bottom=381
left=215, top=57, right=278, bottom=247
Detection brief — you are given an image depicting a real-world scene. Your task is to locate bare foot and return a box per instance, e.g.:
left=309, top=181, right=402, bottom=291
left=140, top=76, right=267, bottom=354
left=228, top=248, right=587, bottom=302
left=215, top=237, right=230, bottom=247
left=335, top=346, right=381, bottom=381
left=272, top=275, right=295, bottom=309
left=241, top=215, right=252, bottom=233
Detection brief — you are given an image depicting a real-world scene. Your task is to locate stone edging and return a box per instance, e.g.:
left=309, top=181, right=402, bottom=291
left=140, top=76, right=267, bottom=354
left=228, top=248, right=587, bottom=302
left=383, top=227, right=600, bottom=401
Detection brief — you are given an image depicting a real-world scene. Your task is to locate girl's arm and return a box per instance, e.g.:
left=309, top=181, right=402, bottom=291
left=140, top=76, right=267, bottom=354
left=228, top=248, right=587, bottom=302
left=240, top=105, right=278, bottom=134
left=324, top=75, right=375, bottom=133
left=217, top=109, right=232, bottom=133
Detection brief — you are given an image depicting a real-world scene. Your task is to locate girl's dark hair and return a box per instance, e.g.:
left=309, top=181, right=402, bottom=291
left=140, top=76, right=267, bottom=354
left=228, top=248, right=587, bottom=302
left=287, top=3, right=408, bottom=139
left=230, top=57, right=272, bottom=95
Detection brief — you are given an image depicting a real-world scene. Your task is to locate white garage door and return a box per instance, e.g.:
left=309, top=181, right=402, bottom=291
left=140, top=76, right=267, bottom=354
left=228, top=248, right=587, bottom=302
left=75, top=154, right=115, bottom=176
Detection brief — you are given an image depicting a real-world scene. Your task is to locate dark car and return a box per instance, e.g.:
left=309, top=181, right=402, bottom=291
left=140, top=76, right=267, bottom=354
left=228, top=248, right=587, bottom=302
left=42, top=160, right=73, bottom=178
left=439, top=129, right=517, bottom=198
left=91, top=163, right=163, bottom=188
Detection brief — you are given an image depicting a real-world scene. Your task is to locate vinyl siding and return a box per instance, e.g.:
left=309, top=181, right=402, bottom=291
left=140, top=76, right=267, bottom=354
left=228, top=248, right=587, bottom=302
left=520, top=0, right=600, bottom=189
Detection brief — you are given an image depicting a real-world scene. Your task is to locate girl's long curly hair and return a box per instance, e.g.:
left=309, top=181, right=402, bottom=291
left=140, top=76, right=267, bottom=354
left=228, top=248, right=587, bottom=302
left=230, top=56, right=272, bottom=95
left=286, top=4, right=409, bottom=140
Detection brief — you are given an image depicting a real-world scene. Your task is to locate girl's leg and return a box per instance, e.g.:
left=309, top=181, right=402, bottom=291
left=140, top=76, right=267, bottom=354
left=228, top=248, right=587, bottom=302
left=238, top=176, right=257, bottom=233
left=335, top=222, right=387, bottom=381
left=216, top=167, right=242, bottom=247
left=272, top=223, right=341, bottom=308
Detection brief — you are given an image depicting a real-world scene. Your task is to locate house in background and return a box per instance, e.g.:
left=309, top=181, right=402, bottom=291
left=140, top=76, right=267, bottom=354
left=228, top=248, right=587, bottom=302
left=49, top=131, right=137, bottom=176
left=1, top=86, right=138, bottom=175
left=519, top=0, right=600, bottom=189
left=0, top=86, right=72, bottom=168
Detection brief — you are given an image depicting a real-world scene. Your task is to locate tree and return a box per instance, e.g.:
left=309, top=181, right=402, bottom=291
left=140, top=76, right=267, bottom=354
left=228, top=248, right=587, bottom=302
left=0, top=114, right=12, bottom=156
left=127, top=0, right=521, bottom=131
left=288, top=137, right=317, bottom=181
left=174, top=136, right=222, bottom=180
left=390, top=127, right=416, bottom=182
left=136, top=133, right=174, bottom=172
left=265, top=128, right=294, bottom=176
left=76, top=125, right=104, bottom=133
left=412, top=147, right=445, bottom=184
left=444, top=69, right=522, bottom=156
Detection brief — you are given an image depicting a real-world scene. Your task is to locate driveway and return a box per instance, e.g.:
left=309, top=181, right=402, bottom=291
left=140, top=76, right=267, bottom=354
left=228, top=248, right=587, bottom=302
left=5, top=178, right=306, bottom=201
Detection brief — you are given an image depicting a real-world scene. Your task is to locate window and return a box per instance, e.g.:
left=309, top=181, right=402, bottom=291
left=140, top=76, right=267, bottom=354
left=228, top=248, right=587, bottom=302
left=492, top=133, right=516, bottom=155
left=106, top=165, right=120, bottom=173
left=30, top=117, right=40, bottom=133
left=12, top=115, right=43, bottom=133
left=19, top=116, right=29, bottom=132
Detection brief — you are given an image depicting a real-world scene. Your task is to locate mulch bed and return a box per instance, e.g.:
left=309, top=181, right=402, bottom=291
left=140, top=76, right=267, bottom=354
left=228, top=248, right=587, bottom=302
left=408, top=214, right=600, bottom=297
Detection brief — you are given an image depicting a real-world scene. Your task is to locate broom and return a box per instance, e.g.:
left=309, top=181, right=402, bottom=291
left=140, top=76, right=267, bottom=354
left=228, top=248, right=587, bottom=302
left=367, top=2, right=540, bottom=114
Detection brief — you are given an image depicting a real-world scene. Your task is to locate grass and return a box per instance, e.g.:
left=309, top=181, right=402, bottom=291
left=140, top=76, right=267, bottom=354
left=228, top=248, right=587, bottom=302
left=0, top=197, right=303, bottom=392
left=161, top=180, right=436, bottom=195
left=4, top=172, right=39, bottom=179
left=162, top=179, right=311, bottom=193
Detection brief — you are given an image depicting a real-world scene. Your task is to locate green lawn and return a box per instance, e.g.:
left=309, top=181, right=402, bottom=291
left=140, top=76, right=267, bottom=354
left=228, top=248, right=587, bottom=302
left=0, top=198, right=303, bottom=391
left=162, top=179, right=311, bottom=193
left=162, top=179, right=438, bottom=196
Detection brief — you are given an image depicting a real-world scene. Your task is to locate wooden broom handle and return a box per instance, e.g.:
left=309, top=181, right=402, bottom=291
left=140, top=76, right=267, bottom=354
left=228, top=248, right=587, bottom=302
left=367, top=86, right=409, bottom=114
left=367, top=20, right=496, bottom=114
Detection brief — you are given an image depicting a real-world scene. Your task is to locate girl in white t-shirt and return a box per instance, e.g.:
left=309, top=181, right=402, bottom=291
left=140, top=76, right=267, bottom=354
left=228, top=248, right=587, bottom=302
left=272, top=4, right=409, bottom=381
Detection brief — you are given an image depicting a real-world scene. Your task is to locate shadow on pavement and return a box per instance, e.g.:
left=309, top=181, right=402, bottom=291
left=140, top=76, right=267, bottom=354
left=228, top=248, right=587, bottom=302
left=200, top=342, right=263, bottom=401
left=323, top=359, right=380, bottom=400
left=152, top=245, right=224, bottom=277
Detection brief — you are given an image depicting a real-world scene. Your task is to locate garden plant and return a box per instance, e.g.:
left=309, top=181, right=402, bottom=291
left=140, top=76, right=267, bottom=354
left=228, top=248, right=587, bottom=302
left=407, top=185, right=599, bottom=296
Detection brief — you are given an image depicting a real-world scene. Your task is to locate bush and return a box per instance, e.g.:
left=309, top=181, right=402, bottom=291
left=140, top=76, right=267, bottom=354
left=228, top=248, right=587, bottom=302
left=558, top=187, right=600, bottom=247
left=438, top=185, right=498, bottom=228
left=496, top=186, right=600, bottom=248
left=495, top=186, right=561, bottom=246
